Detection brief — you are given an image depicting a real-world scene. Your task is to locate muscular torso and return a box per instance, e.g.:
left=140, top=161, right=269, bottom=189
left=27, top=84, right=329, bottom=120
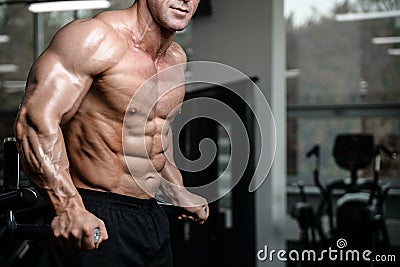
left=62, top=15, right=185, bottom=199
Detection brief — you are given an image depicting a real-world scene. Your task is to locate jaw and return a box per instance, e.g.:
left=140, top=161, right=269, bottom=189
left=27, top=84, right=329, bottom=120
left=162, top=8, right=192, bottom=31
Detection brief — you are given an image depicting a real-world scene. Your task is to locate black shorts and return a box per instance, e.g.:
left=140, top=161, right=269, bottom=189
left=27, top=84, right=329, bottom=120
left=48, top=188, right=173, bottom=267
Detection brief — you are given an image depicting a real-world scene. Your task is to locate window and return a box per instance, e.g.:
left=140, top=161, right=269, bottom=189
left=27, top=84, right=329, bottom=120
left=285, top=0, right=400, bottom=187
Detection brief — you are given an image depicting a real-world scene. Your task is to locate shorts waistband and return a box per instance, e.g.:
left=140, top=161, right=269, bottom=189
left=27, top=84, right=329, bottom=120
left=77, top=188, right=156, bottom=211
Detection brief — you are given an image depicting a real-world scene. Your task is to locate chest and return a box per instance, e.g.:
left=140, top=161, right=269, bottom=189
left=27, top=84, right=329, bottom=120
left=91, top=51, right=185, bottom=119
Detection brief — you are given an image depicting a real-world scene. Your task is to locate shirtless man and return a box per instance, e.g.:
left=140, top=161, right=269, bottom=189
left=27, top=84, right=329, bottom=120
left=14, top=0, right=208, bottom=266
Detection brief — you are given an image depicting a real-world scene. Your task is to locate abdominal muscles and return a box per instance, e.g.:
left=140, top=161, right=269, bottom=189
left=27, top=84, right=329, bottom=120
left=65, top=110, right=169, bottom=198
left=121, top=115, right=170, bottom=196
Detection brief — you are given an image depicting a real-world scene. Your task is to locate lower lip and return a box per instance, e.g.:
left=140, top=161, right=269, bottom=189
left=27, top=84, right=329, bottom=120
left=171, top=8, right=188, bottom=16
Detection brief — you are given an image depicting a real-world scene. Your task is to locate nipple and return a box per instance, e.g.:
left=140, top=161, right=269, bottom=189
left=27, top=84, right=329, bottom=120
left=133, top=43, right=140, bottom=52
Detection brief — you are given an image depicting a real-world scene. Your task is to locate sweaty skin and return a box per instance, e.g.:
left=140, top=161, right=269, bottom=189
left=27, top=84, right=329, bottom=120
left=14, top=0, right=208, bottom=251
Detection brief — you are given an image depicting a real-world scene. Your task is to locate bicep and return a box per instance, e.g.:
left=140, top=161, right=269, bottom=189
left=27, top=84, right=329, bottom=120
left=22, top=50, right=93, bottom=126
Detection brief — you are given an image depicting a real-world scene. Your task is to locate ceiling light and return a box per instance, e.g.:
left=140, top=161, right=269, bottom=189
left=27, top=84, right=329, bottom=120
left=28, top=0, right=111, bottom=13
left=285, top=69, right=300, bottom=79
left=388, top=48, right=400, bottom=56
left=335, top=10, right=400, bottom=21
left=0, top=35, right=10, bottom=43
left=0, top=64, right=19, bottom=73
left=372, top=36, right=400, bottom=45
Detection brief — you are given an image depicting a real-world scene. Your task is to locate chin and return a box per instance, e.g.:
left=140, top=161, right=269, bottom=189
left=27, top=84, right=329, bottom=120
left=165, top=25, right=188, bottom=32
left=174, top=25, right=187, bottom=31
left=168, top=26, right=186, bottom=32
left=164, top=18, right=190, bottom=32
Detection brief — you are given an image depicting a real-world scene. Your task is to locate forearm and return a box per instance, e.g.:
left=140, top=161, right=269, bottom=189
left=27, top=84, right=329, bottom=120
left=15, top=109, right=84, bottom=214
left=160, top=161, right=186, bottom=205
left=159, top=122, right=208, bottom=222
left=160, top=158, right=209, bottom=222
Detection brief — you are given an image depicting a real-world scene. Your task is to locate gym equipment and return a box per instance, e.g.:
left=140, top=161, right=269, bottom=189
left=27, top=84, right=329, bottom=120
left=0, top=137, right=51, bottom=267
left=333, top=134, right=395, bottom=249
left=0, top=137, right=51, bottom=239
left=290, top=145, right=327, bottom=246
left=291, top=133, right=397, bottom=256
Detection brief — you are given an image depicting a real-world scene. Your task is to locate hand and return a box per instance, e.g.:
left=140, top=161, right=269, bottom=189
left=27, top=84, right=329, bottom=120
left=177, top=191, right=209, bottom=224
left=51, top=207, right=108, bottom=250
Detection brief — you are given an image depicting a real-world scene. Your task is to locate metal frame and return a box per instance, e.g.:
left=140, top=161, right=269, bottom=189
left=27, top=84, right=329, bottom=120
left=288, top=103, right=400, bottom=118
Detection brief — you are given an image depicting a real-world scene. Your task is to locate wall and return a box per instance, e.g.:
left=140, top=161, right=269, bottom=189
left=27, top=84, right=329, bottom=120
left=190, top=0, right=269, bottom=98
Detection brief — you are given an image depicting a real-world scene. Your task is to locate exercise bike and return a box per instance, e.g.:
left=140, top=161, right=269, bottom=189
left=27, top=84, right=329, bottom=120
left=291, top=133, right=397, bottom=265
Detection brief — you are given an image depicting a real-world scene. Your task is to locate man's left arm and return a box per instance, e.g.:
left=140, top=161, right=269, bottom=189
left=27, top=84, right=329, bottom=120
left=160, top=129, right=209, bottom=223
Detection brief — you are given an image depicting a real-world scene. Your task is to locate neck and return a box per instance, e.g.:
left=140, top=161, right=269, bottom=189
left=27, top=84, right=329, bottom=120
left=128, top=1, right=176, bottom=60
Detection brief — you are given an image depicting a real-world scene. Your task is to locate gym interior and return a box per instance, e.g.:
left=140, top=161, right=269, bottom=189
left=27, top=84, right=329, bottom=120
left=0, top=0, right=399, bottom=266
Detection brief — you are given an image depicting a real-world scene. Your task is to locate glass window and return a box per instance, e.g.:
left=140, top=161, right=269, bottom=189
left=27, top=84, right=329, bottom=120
left=285, top=0, right=400, bottom=187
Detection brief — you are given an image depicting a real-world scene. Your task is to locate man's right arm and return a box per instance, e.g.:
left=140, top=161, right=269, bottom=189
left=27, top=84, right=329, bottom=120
left=14, top=19, right=122, bottom=250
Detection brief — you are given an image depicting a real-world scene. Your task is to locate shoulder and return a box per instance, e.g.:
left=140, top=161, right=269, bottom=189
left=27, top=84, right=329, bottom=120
left=167, top=42, right=187, bottom=65
left=93, top=9, right=126, bottom=25
left=50, top=17, right=120, bottom=51
left=45, top=17, right=125, bottom=74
